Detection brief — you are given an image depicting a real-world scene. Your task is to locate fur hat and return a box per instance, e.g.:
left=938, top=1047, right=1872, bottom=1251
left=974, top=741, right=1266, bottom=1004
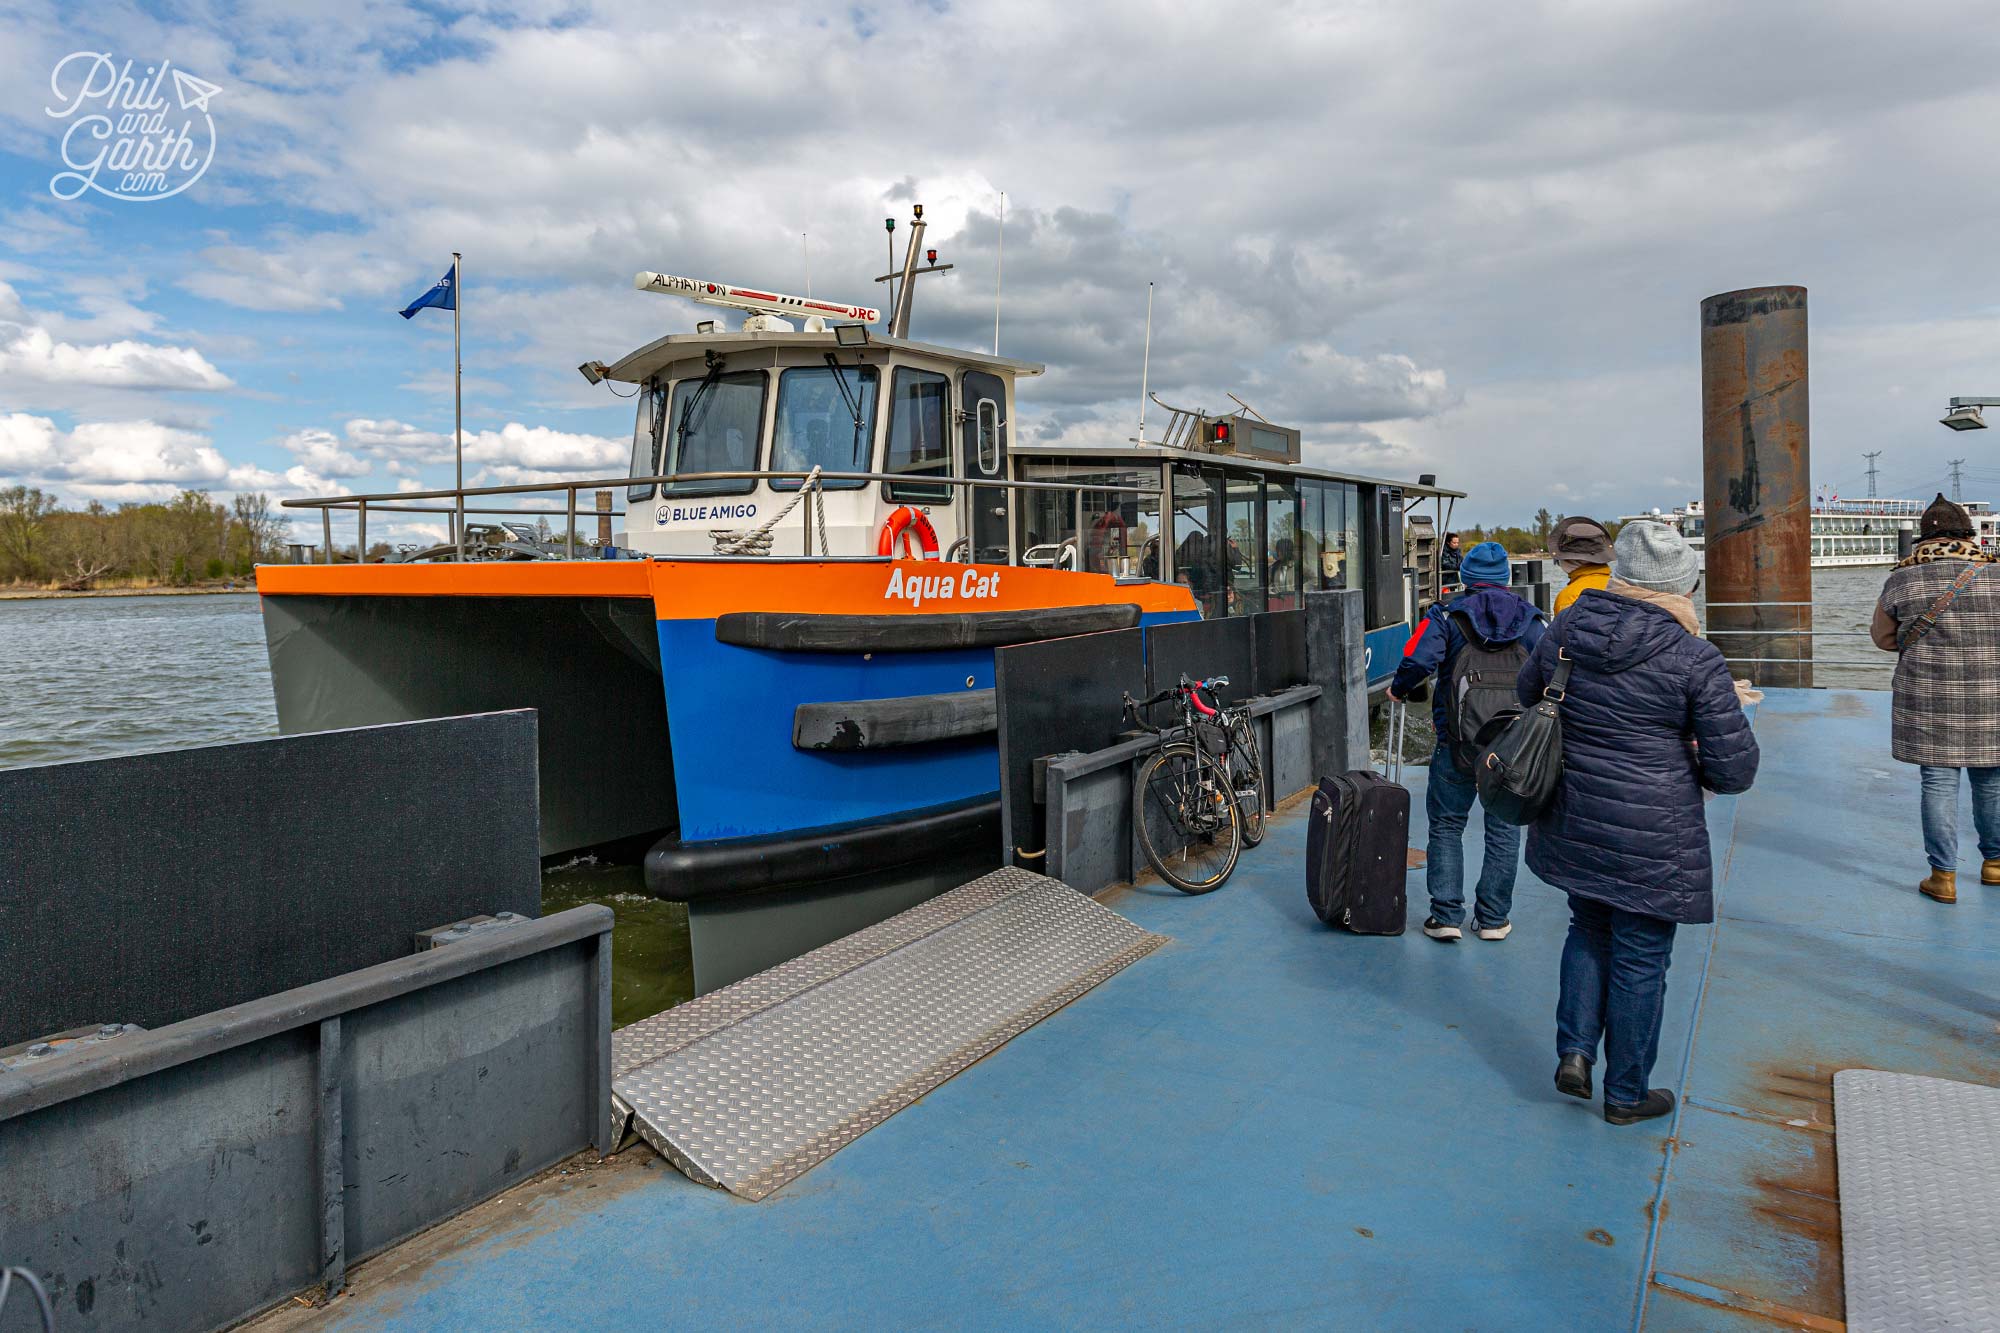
left=1921, top=492, right=1975, bottom=540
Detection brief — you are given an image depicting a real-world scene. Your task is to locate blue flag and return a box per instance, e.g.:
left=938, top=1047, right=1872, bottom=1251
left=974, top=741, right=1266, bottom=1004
left=399, top=266, right=456, bottom=319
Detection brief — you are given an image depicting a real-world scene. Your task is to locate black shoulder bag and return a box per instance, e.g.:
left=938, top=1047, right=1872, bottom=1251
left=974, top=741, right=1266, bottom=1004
left=1474, top=643, right=1573, bottom=826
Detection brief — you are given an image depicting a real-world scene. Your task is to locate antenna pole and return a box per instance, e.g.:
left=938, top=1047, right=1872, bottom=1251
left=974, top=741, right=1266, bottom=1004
left=1137, top=282, right=1155, bottom=438
left=885, top=221, right=897, bottom=327
left=802, top=232, right=811, bottom=297
left=1863, top=449, right=1882, bottom=498
left=993, top=190, right=1005, bottom=355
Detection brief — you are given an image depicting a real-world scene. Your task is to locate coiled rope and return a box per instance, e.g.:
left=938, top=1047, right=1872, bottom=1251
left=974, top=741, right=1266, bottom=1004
left=710, top=466, right=828, bottom=556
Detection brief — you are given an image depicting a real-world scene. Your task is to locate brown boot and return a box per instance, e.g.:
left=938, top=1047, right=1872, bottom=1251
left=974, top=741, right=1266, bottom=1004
left=1921, top=868, right=1958, bottom=903
left=1984, top=859, right=2000, bottom=887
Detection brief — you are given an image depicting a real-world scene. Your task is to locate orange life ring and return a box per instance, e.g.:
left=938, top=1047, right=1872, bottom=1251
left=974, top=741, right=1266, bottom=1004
left=877, top=506, right=941, bottom=560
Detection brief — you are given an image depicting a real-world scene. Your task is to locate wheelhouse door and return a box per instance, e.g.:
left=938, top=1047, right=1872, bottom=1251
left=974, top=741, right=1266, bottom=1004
left=960, top=370, right=1009, bottom=562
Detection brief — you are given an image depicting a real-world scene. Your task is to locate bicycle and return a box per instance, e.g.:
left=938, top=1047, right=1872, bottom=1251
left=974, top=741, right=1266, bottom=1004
left=1218, top=698, right=1267, bottom=847
left=1121, top=674, right=1250, bottom=893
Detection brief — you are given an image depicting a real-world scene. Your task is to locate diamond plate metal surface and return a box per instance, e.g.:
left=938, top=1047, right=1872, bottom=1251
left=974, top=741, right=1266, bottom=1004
left=612, top=869, right=1167, bottom=1200
left=1836, top=1068, right=2000, bottom=1332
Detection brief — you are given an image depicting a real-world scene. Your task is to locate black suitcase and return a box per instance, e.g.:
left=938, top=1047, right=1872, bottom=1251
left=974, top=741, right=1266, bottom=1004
left=1306, top=770, right=1410, bottom=935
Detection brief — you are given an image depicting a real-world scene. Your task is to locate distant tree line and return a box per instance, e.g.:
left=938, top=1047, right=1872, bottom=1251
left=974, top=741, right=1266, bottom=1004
left=0, top=486, right=292, bottom=589
left=1455, top=507, right=1626, bottom=556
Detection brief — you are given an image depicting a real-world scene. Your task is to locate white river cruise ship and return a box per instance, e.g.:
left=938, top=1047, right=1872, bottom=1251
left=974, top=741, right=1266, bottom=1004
left=1624, top=496, right=1998, bottom=568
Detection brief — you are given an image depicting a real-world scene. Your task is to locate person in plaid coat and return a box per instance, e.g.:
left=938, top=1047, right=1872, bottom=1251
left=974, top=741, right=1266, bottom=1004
left=1872, top=494, right=2000, bottom=904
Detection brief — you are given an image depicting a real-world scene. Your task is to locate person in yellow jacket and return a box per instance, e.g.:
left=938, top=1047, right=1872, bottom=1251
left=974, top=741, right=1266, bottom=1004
left=1551, top=515, right=1615, bottom=614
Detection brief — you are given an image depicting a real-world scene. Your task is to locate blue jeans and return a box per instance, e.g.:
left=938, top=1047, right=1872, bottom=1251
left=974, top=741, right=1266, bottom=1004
left=1557, top=896, right=1678, bottom=1106
left=1425, top=749, right=1520, bottom=928
left=1920, top=765, right=2000, bottom=871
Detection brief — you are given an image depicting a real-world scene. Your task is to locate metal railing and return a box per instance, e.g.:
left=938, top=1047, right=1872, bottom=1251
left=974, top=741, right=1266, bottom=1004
left=1701, top=600, right=1886, bottom=670
left=280, top=469, right=1163, bottom=566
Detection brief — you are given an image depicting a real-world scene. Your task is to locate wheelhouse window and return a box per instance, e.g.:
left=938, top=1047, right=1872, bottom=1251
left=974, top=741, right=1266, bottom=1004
left=885, top=366, right=953, bottom=503
left=663, top=370, right=766, bottom=497
left=975, top=399, right=1002, bottom=475
left=771, top=364, right=876, bottom=490
left=628, top=379, right=667, bottom=502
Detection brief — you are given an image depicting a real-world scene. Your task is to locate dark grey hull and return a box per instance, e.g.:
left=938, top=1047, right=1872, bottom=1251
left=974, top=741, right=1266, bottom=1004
left=260, top=593, right=677, bottom=855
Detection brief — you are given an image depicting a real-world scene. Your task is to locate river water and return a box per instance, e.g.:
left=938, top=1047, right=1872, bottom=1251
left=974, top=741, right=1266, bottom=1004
left=0, top=592, right=691, bottom=1025
left=0, top=572, right=1892, bottom=1019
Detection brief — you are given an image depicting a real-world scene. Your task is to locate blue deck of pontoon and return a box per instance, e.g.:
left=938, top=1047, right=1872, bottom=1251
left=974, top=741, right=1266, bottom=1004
left=302, top=688, right=2000, bottom=1331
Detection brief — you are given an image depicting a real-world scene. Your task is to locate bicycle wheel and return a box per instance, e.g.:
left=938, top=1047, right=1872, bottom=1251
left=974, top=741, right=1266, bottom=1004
left=1227, top=714, right=1267, bottom=848
left=1133, top=741, right=1241, bottom=893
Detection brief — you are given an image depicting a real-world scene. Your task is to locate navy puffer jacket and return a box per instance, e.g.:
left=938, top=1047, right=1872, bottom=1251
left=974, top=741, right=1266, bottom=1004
left=1515, top=590, right=1759, bottom=924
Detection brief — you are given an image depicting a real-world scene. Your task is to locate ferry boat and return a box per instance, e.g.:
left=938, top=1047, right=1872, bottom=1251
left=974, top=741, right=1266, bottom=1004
left=1627, top=495, right=1998, bottom=567
left=256, top=208, right=1455, bottom=910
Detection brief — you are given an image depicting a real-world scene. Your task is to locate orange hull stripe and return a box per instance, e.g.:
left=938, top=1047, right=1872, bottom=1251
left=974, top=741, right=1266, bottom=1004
left=255, top=561, right=655, bottom=598
left=646, top=559, right=1198, bottom=620
left=255, top=558, right=1201, bottom=620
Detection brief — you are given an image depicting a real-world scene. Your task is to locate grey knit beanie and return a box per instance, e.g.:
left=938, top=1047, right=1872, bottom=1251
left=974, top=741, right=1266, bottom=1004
left=1612, top=520, right=1701, bottom=595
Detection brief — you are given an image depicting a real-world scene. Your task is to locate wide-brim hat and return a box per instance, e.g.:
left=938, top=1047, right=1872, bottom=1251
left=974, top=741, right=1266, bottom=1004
left=1550, top=515, right=1613, bottom=564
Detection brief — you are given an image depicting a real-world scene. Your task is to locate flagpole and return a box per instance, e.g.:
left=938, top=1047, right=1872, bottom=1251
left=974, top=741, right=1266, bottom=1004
left=452, top=251, right=464, bottom=562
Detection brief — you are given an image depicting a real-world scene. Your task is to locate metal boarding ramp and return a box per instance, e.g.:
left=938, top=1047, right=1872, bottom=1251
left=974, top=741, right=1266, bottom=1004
left=609, top=868, right=1167, bottom=1200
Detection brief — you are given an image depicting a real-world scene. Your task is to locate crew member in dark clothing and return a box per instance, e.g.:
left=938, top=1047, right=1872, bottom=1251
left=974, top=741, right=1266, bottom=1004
left=1390, top=540, right=1545, bottom=941
left=1518, top=522, right=1758, bottom=1124
left=1440, top=532, right=1462, bottom=590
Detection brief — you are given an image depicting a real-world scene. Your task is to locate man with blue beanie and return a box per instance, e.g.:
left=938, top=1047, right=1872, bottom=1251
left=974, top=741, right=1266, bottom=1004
left=1390, top=540, right=1547, bottom=941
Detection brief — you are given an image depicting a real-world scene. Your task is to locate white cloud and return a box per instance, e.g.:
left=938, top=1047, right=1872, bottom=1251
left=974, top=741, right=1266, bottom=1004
left=280, top=427, right=372, bottom=477
left=0, top=414, right=346, bottom=504
left=0, top=413, right=62, bottom=472
left=464, top=426, right=620, bottom=472
left=178, top=233, right=408, bottom=313
left=1270, top=346, right=1456, bottom=425
left=342, top=417, right=450, bottom=462
left=0, top=322, right=232, bottom=391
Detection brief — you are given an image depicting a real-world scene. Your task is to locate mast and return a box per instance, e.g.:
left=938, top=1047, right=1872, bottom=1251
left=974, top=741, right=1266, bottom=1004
left=453, top=251, right=464, bottom=562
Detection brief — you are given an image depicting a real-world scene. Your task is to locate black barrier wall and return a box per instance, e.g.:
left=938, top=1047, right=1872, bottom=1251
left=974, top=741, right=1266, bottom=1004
left=993, top=627, right=1146, bottom=861
left=1251, top=609, right=1308, bottom=696
left=1145, top=617, right=1254, bottom=698
left=0, top=712, right=542, bottom=1048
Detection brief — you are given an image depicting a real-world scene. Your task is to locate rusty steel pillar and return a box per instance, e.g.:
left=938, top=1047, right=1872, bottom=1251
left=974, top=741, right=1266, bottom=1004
left=1701, top=286, right=1812, bottom=687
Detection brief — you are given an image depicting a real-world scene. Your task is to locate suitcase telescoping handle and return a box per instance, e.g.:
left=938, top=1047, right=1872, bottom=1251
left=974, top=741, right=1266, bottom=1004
left=1382, top=699, right=1407, bottom=785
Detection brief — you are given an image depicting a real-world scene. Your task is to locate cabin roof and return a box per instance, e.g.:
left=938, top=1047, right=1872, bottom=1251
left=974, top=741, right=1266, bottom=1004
left=1008, top=440, right=1469, bottom=499
left=606, top=330, right=1047, bottom=384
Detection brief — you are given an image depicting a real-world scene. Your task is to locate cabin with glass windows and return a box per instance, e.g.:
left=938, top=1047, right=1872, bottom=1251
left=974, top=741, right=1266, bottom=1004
left=610, top=329, right=1035, bottom=562
left=607, top=324, right=1455, bottom=684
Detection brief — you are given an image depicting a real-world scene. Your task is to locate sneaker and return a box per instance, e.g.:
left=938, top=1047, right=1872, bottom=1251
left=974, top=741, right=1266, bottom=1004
left=1475, top=921, right=1512, bottom=941
left=1422, top=916, right=1461, bottom=942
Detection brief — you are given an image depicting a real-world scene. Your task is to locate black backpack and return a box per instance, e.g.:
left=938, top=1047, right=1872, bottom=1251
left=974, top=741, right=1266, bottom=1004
left=1445, top=610, right=1534, bottom=775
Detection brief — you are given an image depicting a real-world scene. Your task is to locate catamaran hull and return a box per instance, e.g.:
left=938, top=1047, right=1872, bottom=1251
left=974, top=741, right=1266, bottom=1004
left=256, top=559, right=1198, bottom=883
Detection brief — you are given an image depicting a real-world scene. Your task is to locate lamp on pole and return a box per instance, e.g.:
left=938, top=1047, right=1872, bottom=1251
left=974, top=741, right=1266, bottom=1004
left=1940, top=396, right=1997, bottom=431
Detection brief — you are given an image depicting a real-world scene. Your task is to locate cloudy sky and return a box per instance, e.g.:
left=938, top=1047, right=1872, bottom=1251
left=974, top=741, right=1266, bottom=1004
left=4, top=0, right=2000, bottom=538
